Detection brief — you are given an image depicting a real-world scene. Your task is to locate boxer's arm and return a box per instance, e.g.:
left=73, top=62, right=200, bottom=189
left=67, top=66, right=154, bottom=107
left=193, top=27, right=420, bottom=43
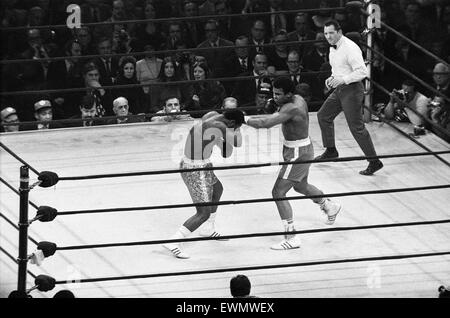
left=246, top=105, right=294, bottom=129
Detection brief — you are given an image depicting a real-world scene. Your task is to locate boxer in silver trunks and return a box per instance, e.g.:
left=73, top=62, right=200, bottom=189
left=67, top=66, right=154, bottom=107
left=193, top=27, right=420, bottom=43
left=246, top=76, right=342, bottom=250
left=163, top=108, right=244, bottom=259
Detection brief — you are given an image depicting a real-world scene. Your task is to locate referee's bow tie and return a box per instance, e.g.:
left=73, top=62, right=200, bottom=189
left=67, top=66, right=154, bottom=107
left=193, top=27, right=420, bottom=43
left=330, top=45, right=337, bottom=49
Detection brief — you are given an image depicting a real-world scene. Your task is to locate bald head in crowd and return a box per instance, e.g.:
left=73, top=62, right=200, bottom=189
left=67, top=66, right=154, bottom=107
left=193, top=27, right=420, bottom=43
left=433, top=63, right=450, bottom=88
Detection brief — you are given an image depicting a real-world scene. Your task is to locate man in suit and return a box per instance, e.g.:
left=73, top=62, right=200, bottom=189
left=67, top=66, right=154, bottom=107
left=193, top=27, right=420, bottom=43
left=46, top=39, right=83, bottom=119
left=302, top=32, right=329, bottom=72
left=287, top=13, right=317, bottom=59
left=80, top=0, right=111, bottom=23
left=196, top=19, right=234, bottom=78
left=107, top=97, right=145, bottom=125
left=248, top=20, right=270, bottom=63
left=223, top=35, right=253, bottom=94
left=232, top=53, right=270, bottom=112
left=93, top=37, right=119, bottom=86
left=182, top=2, right=204, bottom=48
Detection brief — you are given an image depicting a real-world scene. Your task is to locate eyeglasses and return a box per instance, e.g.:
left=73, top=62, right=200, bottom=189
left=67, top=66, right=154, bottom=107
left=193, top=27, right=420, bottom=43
left=287, top=60, right=299, bottom=64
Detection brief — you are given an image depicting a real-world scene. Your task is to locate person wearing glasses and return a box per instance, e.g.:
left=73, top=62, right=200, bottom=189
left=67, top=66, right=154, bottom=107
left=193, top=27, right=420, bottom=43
left=196, top=19, right=234, bottom=78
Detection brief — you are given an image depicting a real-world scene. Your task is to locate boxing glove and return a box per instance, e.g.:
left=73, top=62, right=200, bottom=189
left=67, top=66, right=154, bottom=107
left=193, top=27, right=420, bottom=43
left=263, top=98, right=278, bottom=114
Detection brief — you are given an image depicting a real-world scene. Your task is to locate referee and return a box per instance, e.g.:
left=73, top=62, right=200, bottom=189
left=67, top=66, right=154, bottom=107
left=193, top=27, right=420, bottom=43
left=315, top=20, right=383, bottom=176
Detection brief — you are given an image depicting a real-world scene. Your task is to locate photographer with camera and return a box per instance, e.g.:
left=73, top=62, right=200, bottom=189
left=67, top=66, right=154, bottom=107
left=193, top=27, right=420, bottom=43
left=384, top=79, right=430, bottom=136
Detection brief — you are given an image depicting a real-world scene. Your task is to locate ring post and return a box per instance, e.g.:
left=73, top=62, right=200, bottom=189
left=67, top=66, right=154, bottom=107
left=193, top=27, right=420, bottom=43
left=363, top=0, right=381, bottom=122
left=17, top=165, right=30, bottom=294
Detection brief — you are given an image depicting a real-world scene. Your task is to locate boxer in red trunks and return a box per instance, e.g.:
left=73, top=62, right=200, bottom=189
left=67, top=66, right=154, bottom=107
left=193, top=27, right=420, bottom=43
left=245, top=77, right=342, bottom=250
left=163, top=108, right=244, bottom=259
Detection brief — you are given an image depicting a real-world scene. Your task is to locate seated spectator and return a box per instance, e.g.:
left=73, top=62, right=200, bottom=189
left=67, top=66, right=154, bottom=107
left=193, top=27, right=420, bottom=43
left=384, top=79, right=430, bottom=136
left=113, top=56, right=141, bottom=114
left=107, top=97, right=145, bottom=125
left=223, top=35, right=253, bottom=94
left=161, top=21, right=184, bottom=52
left=80, top=62, right=111, bottom=117
left=46, top=39, right=84, bottom=119
left=230, top=274, right=256, bottom=298
left=182, top=1, right=204, bottom=48
left=29, top=100, right=62, bottom=130
left=0, top=107, right=20, bottom=133
left=151, top=97, right=192, bottom=123
left=136, top=44, right=162, bottom=83
left=432, top=63, right=450, bottom=96
left=287, top=13, right=316, bottom=58
left=232, top=53, right=271, bottom=112
left=196, top=19, right=234, bottom=78
left=256, top=81, right=275, bottom=114
left=53, top=290, right=75, bottom=298
left=302, top=32, right=329, bottom=72
left=73, top=26, right=96, bottom=56
left=132, top=3, right=165, bottom=52
left=222, top=96, right=239, bottom=110
left=266, top=30, right=289, bottom=75
left=93, top=37, right=119, bottom=86
left=70, top=94, right=104, bottom=128
left=155, top=56, right=192, bottom=110
left=185, top=62, right=226, bottom=118
left=137, top=76, right=160, bottom=115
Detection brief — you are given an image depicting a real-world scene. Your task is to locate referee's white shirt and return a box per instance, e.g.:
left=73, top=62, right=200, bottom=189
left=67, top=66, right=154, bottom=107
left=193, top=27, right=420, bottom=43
left=329, top=35, right=368, bottom=85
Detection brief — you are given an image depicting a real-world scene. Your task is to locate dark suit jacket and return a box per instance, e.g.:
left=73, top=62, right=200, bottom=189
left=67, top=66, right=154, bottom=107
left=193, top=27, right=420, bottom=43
left=302, top=48, right=329, bottom=72
left=196, top=38, right=234, bottom=78
left=223, top=54, right=253, bottom=94
left=80, top=3, right=111, bottom=23
left=287, top=30, right=317, bottom=58
left=93, top=57, right=120, bottom=86
left=46, top=60, right=84, bottom=118
left=232, top=72, right=271, bottom=113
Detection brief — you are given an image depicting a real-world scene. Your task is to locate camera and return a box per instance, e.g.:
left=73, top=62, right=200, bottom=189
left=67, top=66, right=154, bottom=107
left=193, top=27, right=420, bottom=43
left=392, top=89, right=408, bottom=101
left=429, top=96, right=443, bottom=109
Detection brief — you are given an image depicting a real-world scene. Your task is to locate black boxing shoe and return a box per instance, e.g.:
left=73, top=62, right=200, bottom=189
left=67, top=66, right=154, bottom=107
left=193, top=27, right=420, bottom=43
left=315, top=147, right=339, bottom=160
left=359, top=160, right=383, bottom=176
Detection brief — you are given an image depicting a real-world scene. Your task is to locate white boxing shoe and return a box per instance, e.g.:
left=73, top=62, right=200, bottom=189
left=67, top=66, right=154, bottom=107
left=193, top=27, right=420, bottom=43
left=320, top=199, right=342, bottom=225
left=163, top=243, right=190, bottom=259
left=270, top=236, right=301, bottom=250
left=199, top=224, right=229, bottom=241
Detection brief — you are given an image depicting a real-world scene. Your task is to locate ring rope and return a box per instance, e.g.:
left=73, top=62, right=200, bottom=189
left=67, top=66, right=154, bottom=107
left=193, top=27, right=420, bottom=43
left=0, top=142, right=40, bottom=175
left=0, top=212, right=39, bottom=245
left=58, top=150, right=450, bottom=182
left=365, top=44, right=450, bottom=104
left=0, top=7, right=345, bottom=32
left=57, top=218, right=450, bottom=251
left=365, top=104, right=450, bottom=168
left=0, top=246, right=37, bottom=279
left=369, top=79, right=450, bottom=140
left=378, top=20, right=450, bottom=69
left=58, top=184, right=450, bottom=216
left=53, top=250, right=450, bottom=285
left=0, top=39, right=325, bottom=65
left=0, top=70, right=329, bottom=97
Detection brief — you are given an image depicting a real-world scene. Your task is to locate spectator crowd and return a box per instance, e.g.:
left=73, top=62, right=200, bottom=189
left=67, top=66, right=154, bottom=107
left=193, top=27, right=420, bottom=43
left=0, top=0, right=449, bottom=139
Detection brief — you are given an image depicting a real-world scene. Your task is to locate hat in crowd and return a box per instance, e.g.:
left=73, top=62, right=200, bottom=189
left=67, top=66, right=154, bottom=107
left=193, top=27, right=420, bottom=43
left=257, top=81, right=273, bottom=96
left=113, top=97, right=128, bottom=108
left=0, top=107, right=17, bottom=121
left=80, top=95, right=96, bottom=110
left=34, top=100, right=52, bottom=112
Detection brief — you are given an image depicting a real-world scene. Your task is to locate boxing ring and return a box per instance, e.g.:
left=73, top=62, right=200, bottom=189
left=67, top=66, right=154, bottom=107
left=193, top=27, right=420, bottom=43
left=1, top=112, right=449, bottom=298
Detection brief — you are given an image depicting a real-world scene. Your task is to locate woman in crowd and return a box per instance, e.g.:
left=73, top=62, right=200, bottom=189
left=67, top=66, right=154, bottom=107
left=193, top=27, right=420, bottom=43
left=185, top=61, right=226, bottom=118
left=155, top=56, right=192, bottom=109
left=113, top=56, right=141, bottom=114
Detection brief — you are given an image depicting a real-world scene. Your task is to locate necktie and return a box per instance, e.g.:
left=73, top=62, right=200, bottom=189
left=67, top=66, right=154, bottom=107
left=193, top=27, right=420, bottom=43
left=274, top=14, right=282, bottom=34
left=241, top=58, right=247, bottom=71
left=104, top=59, right=110, bottom=74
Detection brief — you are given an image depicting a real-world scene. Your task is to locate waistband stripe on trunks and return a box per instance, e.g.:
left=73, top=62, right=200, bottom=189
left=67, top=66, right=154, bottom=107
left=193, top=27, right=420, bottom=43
left=283, top=137, right=311, bottom=148
left=182, top=156, right=211, bottom=166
